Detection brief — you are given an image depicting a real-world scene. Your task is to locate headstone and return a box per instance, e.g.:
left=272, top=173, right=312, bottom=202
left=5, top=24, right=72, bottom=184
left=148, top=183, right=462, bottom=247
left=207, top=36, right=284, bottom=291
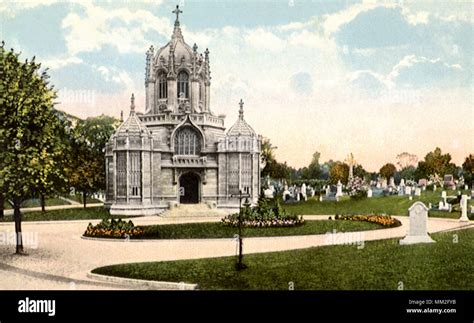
left=319, top=195, right=323, bottom=202
left=325, top=185, right=330, bottom=196
left=441, top=191, right=447, bottom=199
left=336, top=181, right=343, bottom=197
left=433, top=184, right=436, bottom=192
left=405, top=186, right=412, bottom=195
left=389, top=177, right=395, bottom=187
left=367, top=188, right=373, bottom=198
left=264, top=188, right=274, bottom=199
left=460, top=195, right=469, bottom=222
left=400, top=178, right=405, bottom=187
left=418, top=178, right=428, bottom=187
left=381, top=178, right=388, bottom=189
left=301, top=183, right=307, bottom=201
left=409, top=196, right=413, bottom=200
left=428, top=202, right=432, bottom=209
left=414, top=187, right=421, bottom=196
left=444, top=174, right=455, bottom=190
left=400, top=202, right=435, bottom=245
left=464, top=184, right=468, bottom=191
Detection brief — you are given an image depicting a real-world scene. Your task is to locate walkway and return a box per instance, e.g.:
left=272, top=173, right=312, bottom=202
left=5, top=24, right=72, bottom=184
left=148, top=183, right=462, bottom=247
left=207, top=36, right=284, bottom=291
left=2, top=203, right=103, bottom=216
left=0, top=215, right=471, bottom=289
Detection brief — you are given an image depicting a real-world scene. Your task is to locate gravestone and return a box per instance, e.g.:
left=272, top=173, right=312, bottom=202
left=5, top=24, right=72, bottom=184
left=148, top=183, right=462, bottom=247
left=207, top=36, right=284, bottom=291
left=367, top=188, right=373, bottom=198
left=400, top=202, right=435, bottom=245
left=460, top=195, right=469, bottom=222
left=414, top=187, right=421, bottom=196
left=336, top=181, right=343, bottom=197
left=319, top=195, right=323, bottom=202
left=389, top=177, right=395, bottom=187
left=400, top=178, right=405, bottom=187
left=405, top=186, right=412, bottom=195
left=433, top=184, right=436, bottom=192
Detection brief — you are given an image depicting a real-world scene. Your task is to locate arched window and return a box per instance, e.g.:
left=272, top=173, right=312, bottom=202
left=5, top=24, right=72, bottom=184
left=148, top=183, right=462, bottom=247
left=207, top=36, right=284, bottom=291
left=175, top=127, right=201, bottom=155
left=158, top=72, right=167, bottom=99
left=177, top=71, right=189, bottom=98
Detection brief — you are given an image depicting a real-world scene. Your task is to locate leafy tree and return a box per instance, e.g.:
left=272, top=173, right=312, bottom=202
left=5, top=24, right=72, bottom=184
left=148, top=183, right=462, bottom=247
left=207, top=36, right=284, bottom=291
left=415, top=147, right=457, bottom=179
left=260, top=137, right=276, bottom=176
left=0, top=43, right=62, bottom=253
left=301, top=151, right=321, bottom=180
left=66, top=115, right=118, bottom=207
left=398, top=165, right=416, bottom=181
left=329, top=162, right=349, bottom=185
left=353, top=164, right=368, bottom=180
left=379, top=163, right=396, bottom=180
left=462, top=154, right=474, bottom=186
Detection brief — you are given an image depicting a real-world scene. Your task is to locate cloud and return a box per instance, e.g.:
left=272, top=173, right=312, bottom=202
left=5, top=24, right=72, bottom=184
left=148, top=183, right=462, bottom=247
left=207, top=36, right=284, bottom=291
left=41, top=55, right=83, bottom=70
left=61, top=1, right=170, bottom=55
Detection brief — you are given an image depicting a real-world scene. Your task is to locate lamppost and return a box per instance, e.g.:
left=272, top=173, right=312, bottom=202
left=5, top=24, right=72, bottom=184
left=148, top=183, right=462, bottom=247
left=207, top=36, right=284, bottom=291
left=231, top=186, right=250, bottom=270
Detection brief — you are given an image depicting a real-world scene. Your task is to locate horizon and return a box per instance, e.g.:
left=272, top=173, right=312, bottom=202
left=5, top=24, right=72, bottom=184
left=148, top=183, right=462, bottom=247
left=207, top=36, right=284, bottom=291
left=2, top=0, right=473, bottom=172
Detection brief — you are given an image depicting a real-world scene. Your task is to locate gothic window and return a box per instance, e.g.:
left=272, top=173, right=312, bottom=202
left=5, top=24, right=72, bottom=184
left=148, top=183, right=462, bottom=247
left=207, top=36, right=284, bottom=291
left=116, top=152, right=127, bottom=196
left=228, top=154, right=239, bottom=195
left=174, top=127, right=201, bottom=155
left=106, top=157, right=114, bottom=199
left=241, top=154, right=252, bottom=192
left=177, top=71, right=189, bottom=98
left=130, top=152, right=141, bottom=196
left=158, top=72, right=167, bottom=99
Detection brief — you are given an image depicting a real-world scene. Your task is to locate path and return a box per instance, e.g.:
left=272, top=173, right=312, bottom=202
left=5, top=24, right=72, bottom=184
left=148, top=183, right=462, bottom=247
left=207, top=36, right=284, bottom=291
left=0, top=215, right=471, bottom=289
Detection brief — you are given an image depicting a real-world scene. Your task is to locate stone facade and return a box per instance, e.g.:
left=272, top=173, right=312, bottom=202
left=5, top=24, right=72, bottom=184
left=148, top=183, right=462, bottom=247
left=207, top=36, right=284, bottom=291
left=105, top=7, right=261, bottom=215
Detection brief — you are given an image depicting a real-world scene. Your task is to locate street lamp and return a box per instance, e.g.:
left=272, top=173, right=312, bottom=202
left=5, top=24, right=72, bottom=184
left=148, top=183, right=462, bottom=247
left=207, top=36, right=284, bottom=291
left=231, top=186, right=250, bottom=270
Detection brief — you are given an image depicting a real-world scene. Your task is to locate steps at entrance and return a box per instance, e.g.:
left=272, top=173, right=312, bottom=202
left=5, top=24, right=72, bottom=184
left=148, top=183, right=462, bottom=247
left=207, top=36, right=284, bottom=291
left=162, top=203, right=235, bottom=218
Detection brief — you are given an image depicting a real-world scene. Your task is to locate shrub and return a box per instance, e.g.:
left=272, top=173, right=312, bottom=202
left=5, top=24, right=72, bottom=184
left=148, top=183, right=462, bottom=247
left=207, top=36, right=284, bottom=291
left=84, top=218, right=144, bottom=238
left=222, top=195, right=304, bottom=228
left=346, top=176, right=367, bottom=200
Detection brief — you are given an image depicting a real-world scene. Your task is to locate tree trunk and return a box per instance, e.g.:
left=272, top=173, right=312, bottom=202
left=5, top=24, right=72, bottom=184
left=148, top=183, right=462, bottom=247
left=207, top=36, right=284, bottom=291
left=0, top=190, right=4, bottom=218
left=83, top=191, right=87, bottom=209
left=13, top=199, right=24, bottom=254
left=40, top=193, right=46, bottom=212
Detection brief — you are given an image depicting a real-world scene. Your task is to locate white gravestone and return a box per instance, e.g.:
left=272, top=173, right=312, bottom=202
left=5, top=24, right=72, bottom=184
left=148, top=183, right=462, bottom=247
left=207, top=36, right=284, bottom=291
left=405, top=186, right=412, bottom=195
left=400, top=179, right=405, bottom=187
left=414, top=187, right=421, bottom=196
left=400, top=202, right=435, bottom=245
left=389, top=177, right=395, bottom=187
left=433, top=184, right=436, bottom=192
left=367, top=188, right=373, bottom=198
left=460, top=195, right=469, bottom=222
left=336, top=181, right=343, bottom=197
left=319, top=195, right=323, bottom=202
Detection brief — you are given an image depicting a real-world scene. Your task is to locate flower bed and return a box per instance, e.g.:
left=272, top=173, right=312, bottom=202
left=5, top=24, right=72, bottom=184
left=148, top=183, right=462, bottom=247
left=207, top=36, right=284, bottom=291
left=84, top=218, right=144, bottom=238
left=221, top=195, right=304, bottom=228
left=334, top=214, right=401, bottom=228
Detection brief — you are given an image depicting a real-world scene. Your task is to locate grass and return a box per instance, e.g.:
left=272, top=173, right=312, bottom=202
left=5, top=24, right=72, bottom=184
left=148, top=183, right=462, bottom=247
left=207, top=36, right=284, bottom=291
left=128, top=220, right=383, bottom=239
left=92, top=227, right=474, bottom=290
left=0, top=207, right=111, bottom=222
left=2, top=197, right=71, bottom=209
left=283, top=189, right=474, bottom=219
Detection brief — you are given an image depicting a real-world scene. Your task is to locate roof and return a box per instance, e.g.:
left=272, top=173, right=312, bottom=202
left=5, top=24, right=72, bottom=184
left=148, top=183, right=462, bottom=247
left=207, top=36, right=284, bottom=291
left=115, top=94, right=150, bottom=136
left=227, top=99, right=256, bottom=137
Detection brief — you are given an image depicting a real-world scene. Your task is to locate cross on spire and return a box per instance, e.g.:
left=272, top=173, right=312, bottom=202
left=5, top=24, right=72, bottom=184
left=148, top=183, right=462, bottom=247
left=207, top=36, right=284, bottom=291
left=130, top=93, right=135, bottom=116
left=172, top=5, right=183, bottom=26
left=239, top=99, right=244, bottom=119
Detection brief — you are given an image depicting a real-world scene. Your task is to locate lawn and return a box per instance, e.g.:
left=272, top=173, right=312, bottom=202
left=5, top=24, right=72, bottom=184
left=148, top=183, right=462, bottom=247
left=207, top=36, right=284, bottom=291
left=92, top=227, right=474, bottom=290
left=126, top=220, right=383, bottom=239
left=0, top=207, right=111, bottom=222
left=283, top=189, right=474, bottom=219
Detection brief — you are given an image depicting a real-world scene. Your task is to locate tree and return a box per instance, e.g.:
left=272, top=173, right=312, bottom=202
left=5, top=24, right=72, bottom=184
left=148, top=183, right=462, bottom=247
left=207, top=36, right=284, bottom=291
left=379, top=163, right=396, bottom=180
left=301, top=151, right=321, bottom=180
left=260, top=137, right=276, bottom=176
left=396, top=152, right=418, bottom=170
left=462, top=154, right=474, bottom=186
left=398, top=165, right=416, bottom=180
left=66, top=115, right=118, bottom=208
left=353, top=164, right=368, bottom=180
left=329, top=162, right=349, bottom=185
left=415, top=147, right=457, bottom=179
left=0, top=43, right=62, bottom=254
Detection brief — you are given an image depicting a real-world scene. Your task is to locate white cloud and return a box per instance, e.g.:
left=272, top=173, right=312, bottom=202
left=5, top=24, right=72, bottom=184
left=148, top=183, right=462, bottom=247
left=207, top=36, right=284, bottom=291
left=61, top=1, right=169, bottom=55
left=243, top=28, right=285, bottom=52
left=41, top=55, right=83, bottom=70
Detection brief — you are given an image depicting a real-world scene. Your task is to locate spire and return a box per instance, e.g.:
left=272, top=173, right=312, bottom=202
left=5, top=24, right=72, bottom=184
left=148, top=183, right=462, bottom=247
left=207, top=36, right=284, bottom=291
left=238, top=99, right=244, bottom=120
left=130, top=93, right=135, bottom=116
left=171, top=5, right=184, bottom=40
left=204, top=48, right=210, bottom=62
left=120, top=110, right=123, bottom=122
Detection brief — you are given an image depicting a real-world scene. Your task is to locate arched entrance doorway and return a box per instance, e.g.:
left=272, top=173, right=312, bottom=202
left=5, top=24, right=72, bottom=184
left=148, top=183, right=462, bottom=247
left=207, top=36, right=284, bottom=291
left=179, top=172, right=200, bottom=204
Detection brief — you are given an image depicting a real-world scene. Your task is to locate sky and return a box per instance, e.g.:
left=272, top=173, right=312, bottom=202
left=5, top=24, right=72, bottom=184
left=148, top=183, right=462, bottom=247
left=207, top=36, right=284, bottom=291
left=1, top=0, right=473, bottom=171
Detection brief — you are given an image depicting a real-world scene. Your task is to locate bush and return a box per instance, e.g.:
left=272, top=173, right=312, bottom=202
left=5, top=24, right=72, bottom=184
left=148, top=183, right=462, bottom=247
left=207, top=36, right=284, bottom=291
left=84, top=218, right=144, bottom=238
left=346, top=176, right=367, bottom=200
left=222, top=195, right=304, bottom=228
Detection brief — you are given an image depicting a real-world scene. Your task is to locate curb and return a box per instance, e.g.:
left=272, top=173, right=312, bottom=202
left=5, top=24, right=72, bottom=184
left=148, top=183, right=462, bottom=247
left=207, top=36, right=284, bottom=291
left=87, top=272, right=198, bottom=290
